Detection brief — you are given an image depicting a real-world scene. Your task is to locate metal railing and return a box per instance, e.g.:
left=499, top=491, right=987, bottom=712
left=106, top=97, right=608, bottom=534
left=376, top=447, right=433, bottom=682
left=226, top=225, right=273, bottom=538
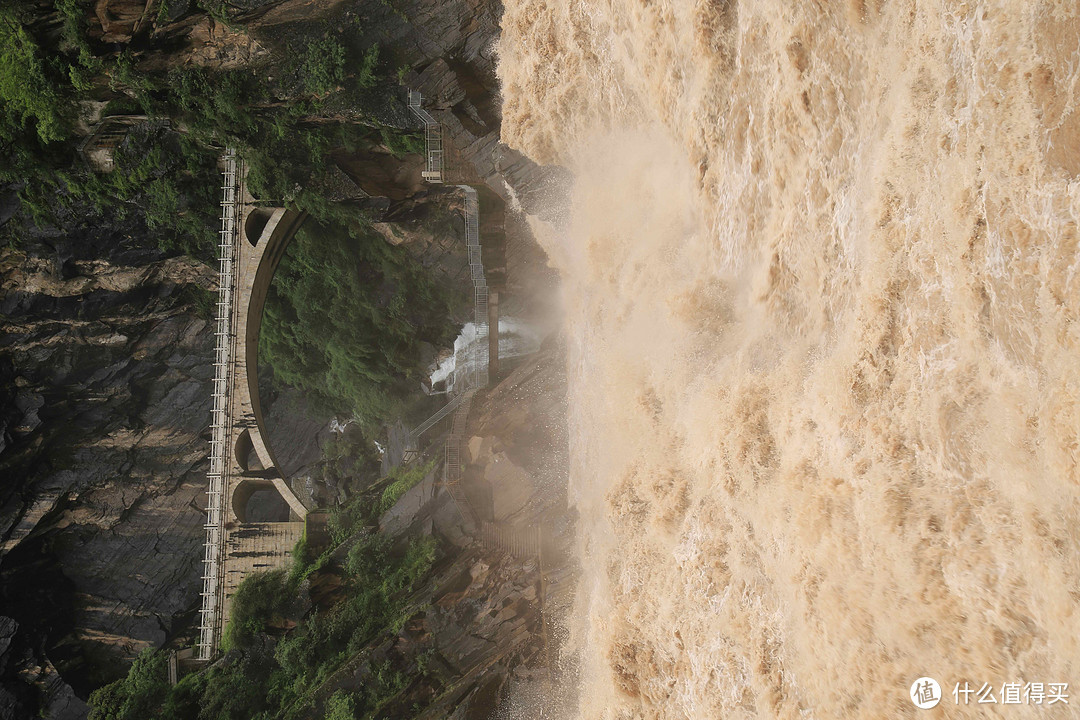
left=444, top=390, right=476, bottom=485
left=397, top=101, right=487, bottom=525
left=458, top=185, right=489, bottom=389
left=442, top=388, right=481, bottom=524
left=197, top=148, right=241, bottom=661
left=407, top=90, right=443, bottom=183
left=411, top=392, right=466, bottom=439
left=464, top=187, right=488, bottom=329
left=407, top=185, right=488, bottom=449
left=439, top=260, right=485, bottom=526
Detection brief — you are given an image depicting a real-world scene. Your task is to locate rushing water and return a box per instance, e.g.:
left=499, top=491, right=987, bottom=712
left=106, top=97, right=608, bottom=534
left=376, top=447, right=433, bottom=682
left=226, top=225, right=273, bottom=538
left=497, top=1, right=1080, bottom=717
left=428, top=318, right=544, bottom=392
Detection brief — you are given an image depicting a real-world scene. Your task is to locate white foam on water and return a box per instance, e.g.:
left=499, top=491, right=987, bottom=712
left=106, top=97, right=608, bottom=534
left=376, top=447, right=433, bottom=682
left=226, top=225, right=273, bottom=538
left=497, top=1, right=1080, bottom=717
left=429, top=317, right=545, bottom=392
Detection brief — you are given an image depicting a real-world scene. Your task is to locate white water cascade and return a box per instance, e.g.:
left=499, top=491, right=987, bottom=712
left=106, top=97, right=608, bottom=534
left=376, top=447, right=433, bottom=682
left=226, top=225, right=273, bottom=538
left=428, top=317, right=544, bottom=394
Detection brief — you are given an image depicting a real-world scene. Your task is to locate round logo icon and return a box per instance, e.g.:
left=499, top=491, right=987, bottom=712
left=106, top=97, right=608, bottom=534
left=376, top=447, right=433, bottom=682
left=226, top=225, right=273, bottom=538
left=910, top=677, right=942, bottom=709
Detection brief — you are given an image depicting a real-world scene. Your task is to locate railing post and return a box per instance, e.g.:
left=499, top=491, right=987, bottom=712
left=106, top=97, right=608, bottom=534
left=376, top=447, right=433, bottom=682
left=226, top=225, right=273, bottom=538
left=407, top=89, right=443, bottom=183
left=198, top=147, right=241, bottom=661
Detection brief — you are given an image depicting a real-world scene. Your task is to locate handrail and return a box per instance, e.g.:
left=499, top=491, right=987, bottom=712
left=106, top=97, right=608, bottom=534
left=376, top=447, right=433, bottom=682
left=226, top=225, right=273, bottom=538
left=411, top=393, right=466, bottom=439
left=401, top=95, right=488, bottom=528
left=197, top=148, right=241, bottom=661
left=407, top=90, right=443, bottom=183
left=407, top=184, right=488, bottom=446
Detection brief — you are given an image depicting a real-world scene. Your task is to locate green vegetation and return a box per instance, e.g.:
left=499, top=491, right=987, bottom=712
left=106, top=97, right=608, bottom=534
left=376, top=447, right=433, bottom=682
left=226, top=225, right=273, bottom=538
left=271, top=533, right=436, bottom=710
left=378, top=460, right=434, bottom=515
left=156, top=0, right=175, bottom=23
left=354, top=45, right=381, bottom=91
left=326, top=459, right=435, bottom=546
left=0, top=4, right=424, bottom=255
left=0, top=8, right=67, bottom=144
left=220, top=569, right=295, bottom=652
left=88, top=458, right=441, bottom=720
left=260, top=221, right=454, bottom=427
left=301, top=37, right=347, bottom=95
left=90, top=439, right=439, bottom=720
left=379, top=125, right=424, bottom=159
left=181, top=284, right=216, bottom=321
left=87, top=649, right=171, bottom=720
left=56, top=0, right=100, bottom=69
left=12, top=122, right=220, bottom=256
left=195, top=0, right=234, bottom=27
left=324, top=690, right=357, bottom=720
left=320, top=431, right=382, bottom=494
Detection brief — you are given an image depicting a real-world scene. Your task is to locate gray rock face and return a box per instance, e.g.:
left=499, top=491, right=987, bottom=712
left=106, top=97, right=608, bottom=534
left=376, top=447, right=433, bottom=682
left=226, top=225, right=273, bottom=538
left=305, top=341, right=574, bottom=720
left=0, top=238, right=216, bottom=709
left=379, top=470, right=438, bottom=537
left=0, top=231, right=337, bottom=715
left=0, top=612, right=88, bottom=720
left=0, top=0, right=560, bottom=710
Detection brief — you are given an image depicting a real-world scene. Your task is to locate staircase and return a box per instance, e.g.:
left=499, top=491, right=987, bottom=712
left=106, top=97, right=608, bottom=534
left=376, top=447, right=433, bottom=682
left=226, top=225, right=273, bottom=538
left=407, top=90, right=443, bottom=183
left=480, top=522, right=543, bottom=558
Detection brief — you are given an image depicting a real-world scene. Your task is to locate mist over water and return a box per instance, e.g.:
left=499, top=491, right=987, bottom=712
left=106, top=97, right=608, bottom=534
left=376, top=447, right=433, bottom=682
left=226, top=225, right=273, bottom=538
left=497, top=1, right=1080, bottom=717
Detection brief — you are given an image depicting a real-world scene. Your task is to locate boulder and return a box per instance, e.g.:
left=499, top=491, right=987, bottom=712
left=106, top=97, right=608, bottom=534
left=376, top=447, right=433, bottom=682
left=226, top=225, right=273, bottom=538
left=485, top=453, right=533, bottom=521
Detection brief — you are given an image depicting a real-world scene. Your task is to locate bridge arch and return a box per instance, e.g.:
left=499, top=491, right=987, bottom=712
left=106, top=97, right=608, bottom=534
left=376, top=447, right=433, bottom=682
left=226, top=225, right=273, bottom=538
left=200, top=153, right=315, bottom=661
left=234, top=428, right=257, bottom=472
left=225, top=200, right=310, bottom=522
left=244, top=207, right=275, bottom=247
left=231, top=478, right=274, bottom=524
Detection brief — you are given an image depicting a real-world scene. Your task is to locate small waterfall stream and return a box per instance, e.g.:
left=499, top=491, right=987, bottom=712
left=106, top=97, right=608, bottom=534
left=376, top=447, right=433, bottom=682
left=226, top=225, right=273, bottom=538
left=428, top=317, right=544, bottom=394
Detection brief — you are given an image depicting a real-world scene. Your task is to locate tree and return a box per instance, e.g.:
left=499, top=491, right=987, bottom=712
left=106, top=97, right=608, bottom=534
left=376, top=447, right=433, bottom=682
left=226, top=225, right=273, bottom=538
left=221, top=569, right=293, bottom=650
left=87, top=649, right=169, bottom=720
left=260, top=220, right=454, bottom=427
left=301, top=36, right=346, bottom=95
left=324, top=689, right=357, bottom=720
left=0, top=8, right=67, bottom=145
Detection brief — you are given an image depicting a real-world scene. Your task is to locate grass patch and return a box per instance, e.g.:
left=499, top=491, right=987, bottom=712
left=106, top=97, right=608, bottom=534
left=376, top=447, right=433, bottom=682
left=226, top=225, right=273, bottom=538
left=378, top=459, right=435, bottom=515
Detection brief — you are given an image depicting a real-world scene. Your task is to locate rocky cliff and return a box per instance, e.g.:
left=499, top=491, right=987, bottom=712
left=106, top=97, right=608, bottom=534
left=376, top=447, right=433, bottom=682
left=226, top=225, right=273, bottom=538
left=290, top=339, right=573, bottom=720
left=1, top=0, right=560, bottom=716
left=0, top=224, right=216, bottom=717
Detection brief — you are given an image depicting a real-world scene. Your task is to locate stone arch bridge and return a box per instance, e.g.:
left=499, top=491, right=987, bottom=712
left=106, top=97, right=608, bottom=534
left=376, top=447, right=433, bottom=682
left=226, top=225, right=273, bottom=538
left=196, top=150, right=311, bottom=660
left=196, top=112, right=497, bottom=659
